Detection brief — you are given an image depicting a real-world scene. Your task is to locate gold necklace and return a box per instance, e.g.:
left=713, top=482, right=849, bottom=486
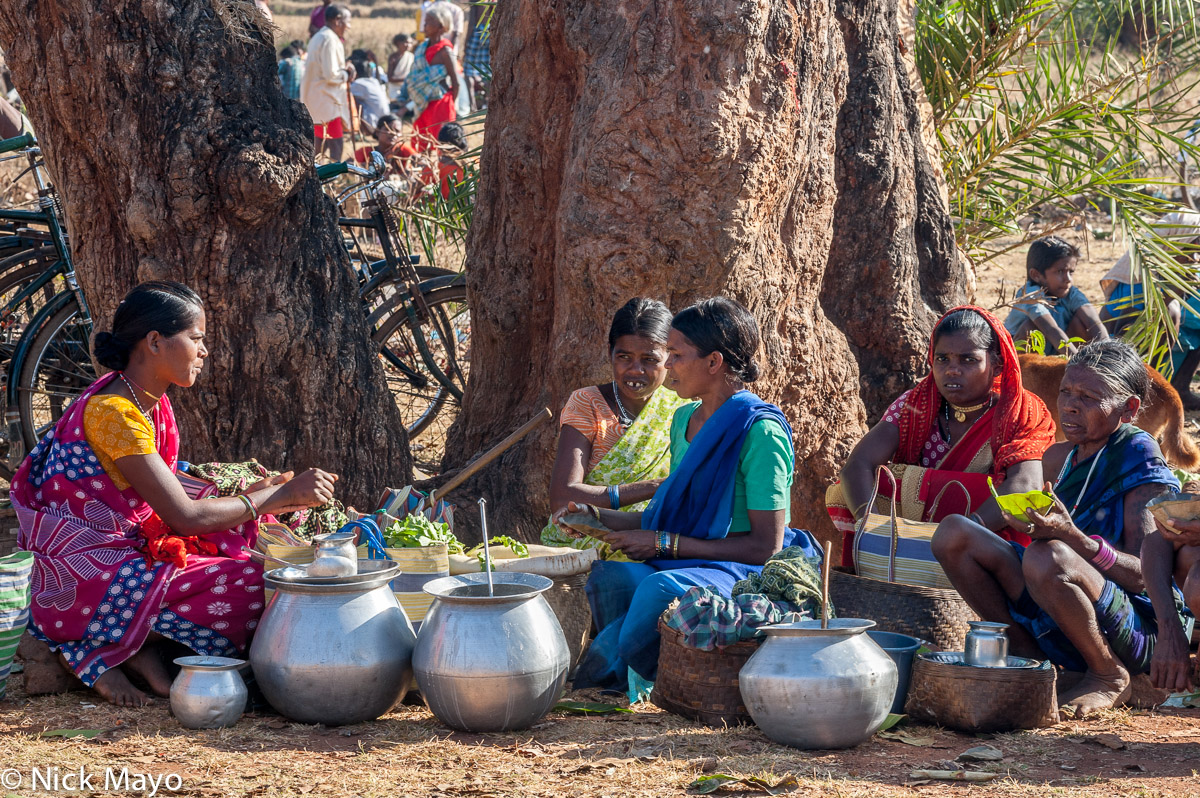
left=947, top=398, right=991, bottom=423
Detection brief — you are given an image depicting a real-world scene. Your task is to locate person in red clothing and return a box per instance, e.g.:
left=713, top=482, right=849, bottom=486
left=421, top=122, right=466, bottom=201
left=407, top=4, right=460, bottom=151
left=354, top=114, right=418, bottom=176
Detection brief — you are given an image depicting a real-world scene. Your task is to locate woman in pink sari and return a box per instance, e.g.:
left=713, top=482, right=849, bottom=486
left=15, top=282, right=338, bottom=706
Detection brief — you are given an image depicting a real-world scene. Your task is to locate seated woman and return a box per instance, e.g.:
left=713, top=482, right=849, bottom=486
left=541, top=298, right=686, bottom=559
left=14, top=282, right=338, bottom=707
left=932, top=340, right=1184, bottom=717
left=557, top=297, right=821, bottom=692
left=827, top=306, right=1056, bottom=568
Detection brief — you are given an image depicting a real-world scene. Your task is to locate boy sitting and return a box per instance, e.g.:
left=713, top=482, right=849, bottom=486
left=1005, top=236, right=1108, bottom=355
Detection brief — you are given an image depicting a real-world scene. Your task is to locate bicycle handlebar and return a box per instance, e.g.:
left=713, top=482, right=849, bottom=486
left=0, top=131, right=35, bottom=154
left=316, top=161, right=350, bottom=180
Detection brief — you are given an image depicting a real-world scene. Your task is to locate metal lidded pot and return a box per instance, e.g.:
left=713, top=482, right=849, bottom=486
left=170, top=656, right=248, bottom=729
left=413, top=571, right=570, bottom=732
left=739, top=619, right=898, bottom=749
left=249, top=559, right=416, bottom=726
left=963, top=620, right=1010, bottom=668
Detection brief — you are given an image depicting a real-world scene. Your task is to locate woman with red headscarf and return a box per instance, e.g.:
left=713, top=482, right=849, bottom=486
left=826, top=306, right=1056, bottom=568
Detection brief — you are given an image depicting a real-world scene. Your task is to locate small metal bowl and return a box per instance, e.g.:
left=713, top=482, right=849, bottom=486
left=920, top=651, right=1042, bottom=669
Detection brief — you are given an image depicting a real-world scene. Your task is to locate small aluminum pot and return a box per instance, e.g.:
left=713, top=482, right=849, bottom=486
left=964, top=621, right=1010, bottom=668
left=170, top=656, right=248, bottom=729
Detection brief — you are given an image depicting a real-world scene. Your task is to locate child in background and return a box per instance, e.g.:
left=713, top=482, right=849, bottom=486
left=1004, top=236, right=1108, bottom=354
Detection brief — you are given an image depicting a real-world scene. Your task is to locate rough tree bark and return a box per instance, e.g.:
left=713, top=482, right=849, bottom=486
left=0, top=0, right=409, bottom=505
left=448, top=0, right=964, bottom=548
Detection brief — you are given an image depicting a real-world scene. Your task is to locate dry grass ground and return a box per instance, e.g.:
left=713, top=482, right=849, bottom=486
left=2, top=677, right=1200, bottom=797
left=272, top=10, right=417, bottom=59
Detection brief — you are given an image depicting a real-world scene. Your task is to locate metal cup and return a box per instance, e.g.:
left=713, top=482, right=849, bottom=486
left=963, top=620, right=1009, bottom=667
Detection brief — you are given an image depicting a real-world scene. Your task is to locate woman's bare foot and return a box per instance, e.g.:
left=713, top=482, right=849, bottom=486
left=92, top=667, right=151, bottom=707
left=122, top=646, right=172, bottom=698
left=1058, top=666, right=1131, bottom=719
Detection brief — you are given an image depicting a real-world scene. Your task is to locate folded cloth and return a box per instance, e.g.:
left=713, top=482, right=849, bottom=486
left=731, top=544, right=824, bottom=613
left=664, top=586, right=808, bottom=651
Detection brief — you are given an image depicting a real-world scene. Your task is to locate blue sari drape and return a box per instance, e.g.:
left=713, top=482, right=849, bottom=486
left=574, top=391, right=820, bottom=694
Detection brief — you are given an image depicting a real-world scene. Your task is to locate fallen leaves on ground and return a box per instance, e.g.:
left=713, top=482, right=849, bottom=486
left=688, top=773, right=801, bottom=794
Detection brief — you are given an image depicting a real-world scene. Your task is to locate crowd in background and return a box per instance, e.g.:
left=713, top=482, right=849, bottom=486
left=280, top=0, right=490, bottom=195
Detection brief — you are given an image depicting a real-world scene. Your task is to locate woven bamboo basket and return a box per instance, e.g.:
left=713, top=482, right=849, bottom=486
left=541, top=572, right=592, bottom=672
left=904, top=654, right=1058, bottom=732
left=651, top=618, right=758, bottom=727
left=829, top=570, right=977, bottom=651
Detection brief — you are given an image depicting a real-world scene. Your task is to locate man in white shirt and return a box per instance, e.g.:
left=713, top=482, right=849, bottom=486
left=300, top=4, right=356, bottom=161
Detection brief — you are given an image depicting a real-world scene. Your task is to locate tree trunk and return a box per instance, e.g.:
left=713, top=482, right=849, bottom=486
left=448, top=0, right=964, bottom=548
left=0, top=0, right=409, bottom=505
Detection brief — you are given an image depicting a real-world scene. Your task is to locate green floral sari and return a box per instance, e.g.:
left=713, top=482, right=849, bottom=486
left=541, top=386, right=686, bottom=560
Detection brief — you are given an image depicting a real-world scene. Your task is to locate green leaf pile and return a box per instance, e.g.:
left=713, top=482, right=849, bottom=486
left=383, top=515, right=464, bottom=553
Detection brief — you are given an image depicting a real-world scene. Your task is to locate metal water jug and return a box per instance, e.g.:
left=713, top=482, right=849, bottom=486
left=739, top=619, right=898, bottom=749
left=413, top=572, right=570, bottom=732
left=249, top=560, right=416, bottom=725
left=964, top=621, right=1010, bottom=667
left=169, top=656, right=248, bottom=729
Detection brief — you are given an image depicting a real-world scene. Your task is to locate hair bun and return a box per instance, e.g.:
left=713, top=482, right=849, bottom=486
left=741, top=359, right=762, bottom=383
left=93, top=331, right=132, bottom=371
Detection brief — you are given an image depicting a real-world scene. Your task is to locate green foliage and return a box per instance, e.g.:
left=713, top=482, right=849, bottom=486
left=917, top=0, right=1200, bottom=367
left=383, top=514, right=464, bottom=553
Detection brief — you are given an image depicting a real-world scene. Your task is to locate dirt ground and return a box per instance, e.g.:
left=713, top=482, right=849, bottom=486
left=2, top=675, right=1199, bottom=798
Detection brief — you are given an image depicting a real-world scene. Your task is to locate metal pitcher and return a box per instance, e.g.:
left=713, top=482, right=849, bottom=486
left=249, top=560, right=416, bottom=725
left=414, top=572, right=570, bottom=732
left=169, top=656, right=247, bottom=729
left=964, top=621, right=1010, bottom=668
left=310, top=531, right=358, bottom=577
left=739, top=619, right=897, bottom=749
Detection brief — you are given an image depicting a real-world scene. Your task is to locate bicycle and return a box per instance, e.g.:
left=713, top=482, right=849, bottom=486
left=11, top=147, right=470, bottom=477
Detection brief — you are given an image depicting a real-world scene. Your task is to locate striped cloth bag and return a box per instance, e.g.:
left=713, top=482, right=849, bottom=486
left=0, top=551, right=33, bottom=699
left=853, top=467, right=970, bottom=591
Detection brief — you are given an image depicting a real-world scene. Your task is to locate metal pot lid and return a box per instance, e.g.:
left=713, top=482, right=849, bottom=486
left=919, top=651, right=1043, bottom=669
left=264, top=559, right=399, bottom=593
left=967, top=620, right=1010, bottom=632
left=173, top=655, right=246, bottom=671
left=423, top=571, right=553, bottom=601
left=759, top=618, right=876, bottom=637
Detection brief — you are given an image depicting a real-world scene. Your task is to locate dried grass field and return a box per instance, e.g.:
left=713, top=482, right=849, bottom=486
left=271, top=7, right=418, bottom=59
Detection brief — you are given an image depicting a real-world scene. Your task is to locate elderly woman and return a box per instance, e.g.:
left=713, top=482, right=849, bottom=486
left=556, top=298, right=821, bottom=692
left=541, top=298, right=686, bottom=559
left=827, top=306, right=1056, bottom=567
left=932, top=340, right=1184, bottom=717
left=406, top=3, right=460, bottom=149
left=14, top=282, right=338, bottom=707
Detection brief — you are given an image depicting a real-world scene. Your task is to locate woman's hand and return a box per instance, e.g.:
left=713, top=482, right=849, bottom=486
left=1154, top=516, right=1200, bottom=548
left=243, top=471, right=293, bottom=495
left=602, top=529, right=659, bottom=560
left=260, top=468, right=338, bottom=515
left=1006, top=483, right=1081, bottom=542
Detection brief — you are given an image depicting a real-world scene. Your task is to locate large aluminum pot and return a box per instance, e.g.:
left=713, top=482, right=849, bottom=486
left=250, top=560, right=416, bottom=726
left=739, top=619, right=897, bottom=749
left=414, top=572, right=569, bottom=732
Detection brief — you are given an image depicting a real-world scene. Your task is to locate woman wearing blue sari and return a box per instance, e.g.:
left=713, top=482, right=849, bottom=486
left=556, top=298, right=820, bottom=692
left=933, top=340, right=1185, bottom=718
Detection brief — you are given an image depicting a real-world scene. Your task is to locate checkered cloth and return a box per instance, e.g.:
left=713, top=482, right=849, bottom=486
left=463, top=24, right=490, bottom=80
left=664, top=587, right=807, bottom=651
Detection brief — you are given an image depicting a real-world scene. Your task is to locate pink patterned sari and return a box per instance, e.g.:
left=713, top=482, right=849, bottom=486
left=13, top=372, right=265, bottom=686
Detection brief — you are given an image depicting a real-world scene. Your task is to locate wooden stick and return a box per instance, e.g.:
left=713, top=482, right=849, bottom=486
left=821, top=539, right=833, bottom=629
left=429, top=407, right=552, bottom=503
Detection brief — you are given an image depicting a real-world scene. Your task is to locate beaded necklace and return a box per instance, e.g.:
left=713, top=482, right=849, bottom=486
left=118, top=372, right=162, bottom=450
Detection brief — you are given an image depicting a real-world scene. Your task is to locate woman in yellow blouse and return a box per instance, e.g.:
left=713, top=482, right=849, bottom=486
left=13, top=282, right=337, bottom=707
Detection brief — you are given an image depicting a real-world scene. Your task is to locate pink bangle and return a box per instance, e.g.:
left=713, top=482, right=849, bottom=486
left=1089, top=535, right=1117, bottom=571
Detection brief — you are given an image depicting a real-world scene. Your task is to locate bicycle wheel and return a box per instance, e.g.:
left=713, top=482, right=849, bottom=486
left=371, top=283, right=470, bottom=473
left=17, top=296, right=95, bottom=453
